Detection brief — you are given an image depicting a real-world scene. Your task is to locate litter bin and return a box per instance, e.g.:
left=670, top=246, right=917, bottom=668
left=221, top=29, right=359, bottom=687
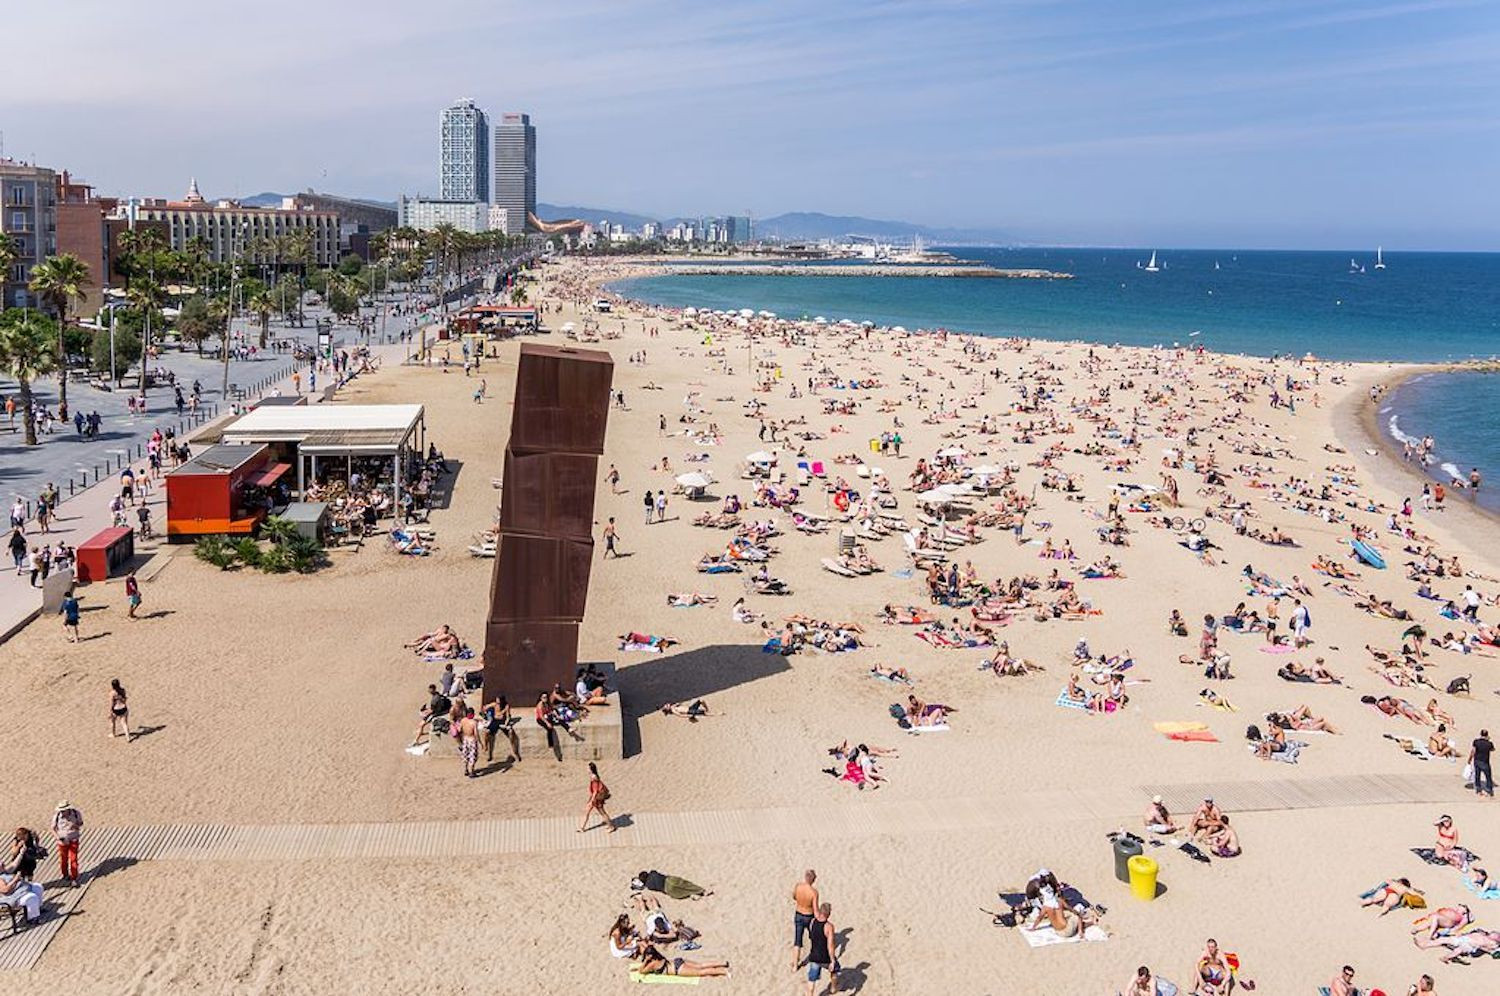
left=1128, top=855, right=1159, bottom=901
left=869, top=438, right=881, bottom=453
left=1113, top=836, right=1143, bottom=883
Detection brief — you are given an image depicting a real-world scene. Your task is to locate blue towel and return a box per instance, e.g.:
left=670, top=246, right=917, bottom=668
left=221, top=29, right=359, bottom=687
left=1055, top=689, right=1089, bottom=711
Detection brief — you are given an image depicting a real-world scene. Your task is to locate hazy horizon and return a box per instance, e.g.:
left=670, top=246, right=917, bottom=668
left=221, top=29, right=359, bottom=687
left=7, top=0, right=1498, bottom=250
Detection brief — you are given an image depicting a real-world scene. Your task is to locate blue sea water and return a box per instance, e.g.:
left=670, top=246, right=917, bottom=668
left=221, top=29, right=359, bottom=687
left=613, top=247, right=1500, bottom=510
left=1381, top=370, right=1500, bottom=514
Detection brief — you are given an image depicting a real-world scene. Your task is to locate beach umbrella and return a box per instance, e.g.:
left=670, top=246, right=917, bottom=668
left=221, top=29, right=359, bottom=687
left=970, top=464, right=1002, bottom=476
left=758, top=310, right=776, bottom=318
left=937, top=446, right=967, bottom=458
left=813, top=316, right=828, bottom=325
left=861, top=320, right=875, bottom=328
left=916, top=489, right=951, bottom=504
left=683, top=307, right=697, bottom=316
left=891, top=325, right=907, bottom=333
left=739, top=308, right=755, bottom=318
left=745, top=450, right=776, bottom=464
left=675, top=471, right=713, bottom=488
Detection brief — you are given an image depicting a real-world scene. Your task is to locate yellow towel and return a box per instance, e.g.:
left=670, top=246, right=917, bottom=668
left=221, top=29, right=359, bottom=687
left=1153, top=721, right=1210, bottom=734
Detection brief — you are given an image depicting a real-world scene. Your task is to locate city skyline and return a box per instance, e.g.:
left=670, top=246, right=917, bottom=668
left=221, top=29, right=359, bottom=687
left=5, top=0, right=1498, bottom=249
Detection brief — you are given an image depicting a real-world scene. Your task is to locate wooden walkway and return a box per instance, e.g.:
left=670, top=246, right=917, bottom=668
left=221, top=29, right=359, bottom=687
left=0, top=771, right=1459, bottom=972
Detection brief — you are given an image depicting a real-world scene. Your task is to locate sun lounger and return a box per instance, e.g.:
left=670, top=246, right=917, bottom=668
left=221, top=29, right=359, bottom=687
left=821, top=557, right=858, bottom=577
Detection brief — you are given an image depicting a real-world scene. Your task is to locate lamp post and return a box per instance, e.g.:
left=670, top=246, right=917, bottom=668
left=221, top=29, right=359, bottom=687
left=222, top=222, right=247, bottom=400
left=104, top=301, right=124, bottom=386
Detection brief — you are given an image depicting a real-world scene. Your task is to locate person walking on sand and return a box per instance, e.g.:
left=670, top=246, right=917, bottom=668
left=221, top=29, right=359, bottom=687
left=579, top=762, right=616, bottom=833
left=60, top=590, right=81, bottom=643
left=806, top=902, right=840, bottom=996
left=644, top=490, right=655, bottom=525
left=655, top=490, right=668, bottom=523
left=109, top=679, right=130, bottom=739
left=603, top=517, right=620, bottom=558
left=124, top=571, right=142, bottom=620
left=792, top=869, right=820, bottom=969
left=607, top=463, right=621, bottom=494
left=51, top=801, right=83, bottom=887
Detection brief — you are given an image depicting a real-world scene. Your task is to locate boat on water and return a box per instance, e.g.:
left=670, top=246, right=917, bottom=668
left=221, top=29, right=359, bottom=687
left=1374, top=246, right=1386, bottom=270
left=1349, top=258, right=1365, bottom=274
left=1143, top=250, right=1160, bottom=273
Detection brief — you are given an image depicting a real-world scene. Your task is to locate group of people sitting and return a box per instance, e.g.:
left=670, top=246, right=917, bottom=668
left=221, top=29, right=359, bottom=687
left=763, top=615, right=867, bottom=655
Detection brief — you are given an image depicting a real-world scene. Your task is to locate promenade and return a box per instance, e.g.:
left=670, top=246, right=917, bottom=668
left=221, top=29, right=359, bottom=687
left=0, top=283, right=490, bottom=646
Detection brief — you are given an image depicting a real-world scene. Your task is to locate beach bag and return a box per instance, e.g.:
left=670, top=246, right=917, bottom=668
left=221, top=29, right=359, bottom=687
left=1463, top=762, right=1475, bottom=783
left=888, top=704, right=906, bottom=721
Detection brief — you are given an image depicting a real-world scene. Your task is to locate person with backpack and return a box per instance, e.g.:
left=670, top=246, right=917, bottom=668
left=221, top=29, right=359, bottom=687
left=51, top=802, right=84, bottom=887
left=580, top=762, right=616, bottom=834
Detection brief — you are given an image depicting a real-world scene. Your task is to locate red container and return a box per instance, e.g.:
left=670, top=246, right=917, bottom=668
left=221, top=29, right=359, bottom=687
left=76, top=526, right=134, bottom=583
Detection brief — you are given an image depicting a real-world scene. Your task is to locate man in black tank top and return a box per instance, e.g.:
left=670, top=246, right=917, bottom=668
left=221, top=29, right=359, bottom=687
left=806, top=902, right=839, bottom=995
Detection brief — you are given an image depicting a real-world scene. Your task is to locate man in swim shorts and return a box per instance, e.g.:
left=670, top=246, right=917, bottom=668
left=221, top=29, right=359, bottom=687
left=791, top=869, right=819, bottom=970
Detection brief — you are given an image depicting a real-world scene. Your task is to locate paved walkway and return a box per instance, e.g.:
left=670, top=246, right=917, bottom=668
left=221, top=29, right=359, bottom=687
left=0, top=770, right=1460, bottom=971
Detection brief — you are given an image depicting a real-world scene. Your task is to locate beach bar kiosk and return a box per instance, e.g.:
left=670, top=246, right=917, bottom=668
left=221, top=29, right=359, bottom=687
left=165, top=444, right=283, bottom=539
left=218, top=404, right=426, bottom=506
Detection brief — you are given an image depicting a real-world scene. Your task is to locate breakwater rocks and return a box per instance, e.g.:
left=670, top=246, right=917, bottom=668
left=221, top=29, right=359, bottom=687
left=666, top=264, right=1073, bottom=279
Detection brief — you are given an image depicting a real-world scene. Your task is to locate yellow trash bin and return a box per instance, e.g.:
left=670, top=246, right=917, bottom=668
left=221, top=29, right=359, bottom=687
left=1127, top=855, right=1158, bottom=901
left=869, top=438, right=881, bottom=453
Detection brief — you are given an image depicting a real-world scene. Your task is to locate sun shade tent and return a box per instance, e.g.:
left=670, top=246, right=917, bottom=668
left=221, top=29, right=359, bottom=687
left=219, top=404, right=426, bottom=507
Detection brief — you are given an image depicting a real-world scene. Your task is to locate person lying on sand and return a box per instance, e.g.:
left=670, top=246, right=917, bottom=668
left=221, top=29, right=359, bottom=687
left=1277, top=658, right=1342, bottom=684
left=634, top=943, right=730, bottom=978
left=869, top=663, right=912, bottom=683
left=1362, top=877, right=1424, bottom=915
left=405, top=624, right=460, bottom=657
left=1413, top=927, right=1497, bottom=964
left=1364, top=695, right=1429, bottom=724
left=1270, top=705, right=1339, bottom=734
left=659, top=700, right=710, bottom=719
left=666, top=592, right=717, bottom=607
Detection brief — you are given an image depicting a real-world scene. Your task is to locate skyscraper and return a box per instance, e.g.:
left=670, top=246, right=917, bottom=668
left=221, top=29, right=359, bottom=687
left=440, top=99, right=490, bottom=203
left=493, top=112, right=536, bottom=235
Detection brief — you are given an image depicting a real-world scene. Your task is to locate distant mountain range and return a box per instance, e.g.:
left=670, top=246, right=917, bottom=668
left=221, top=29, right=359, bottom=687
left=232, top=194, right=1008, bottom=245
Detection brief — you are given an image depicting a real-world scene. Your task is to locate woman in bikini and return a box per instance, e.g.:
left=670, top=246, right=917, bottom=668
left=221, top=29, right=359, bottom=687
left=1361, top=876, right=1423, bottom=915
left=579, top=762, right=616, bottom=834
left=635, top=944, right=729, bottom=978
left=109, top=679, right=130, bottom=739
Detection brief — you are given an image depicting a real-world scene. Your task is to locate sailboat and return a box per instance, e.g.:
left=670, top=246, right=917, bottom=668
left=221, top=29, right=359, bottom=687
left=1349, top=258, right=1365, bottom=274
left=1214, top=260, right=1220, bottom=271
left=1143, top=250, right=1160, bottom=273
left=1374, top=246, right=1386, bottom=270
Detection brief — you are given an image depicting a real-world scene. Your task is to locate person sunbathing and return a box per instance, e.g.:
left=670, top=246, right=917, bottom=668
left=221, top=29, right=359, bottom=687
left=1276, top=705, right=1339, bottom=734
left=1367, top=695, right=1429, bottom=724
left=1416, top=927, right=1500, bottom=964
left=869, top=664, right=912, bottom=683
left=666, top=592, right=717, bottom=607
left=660, top=700, right=710, bottom=719
left=1362, top=877, right=1424, bottom=915
left=406, top=625, right=460, bottom=657
left=634, top=943, right=729, bottom=978
left=1277, top=658, right=1342, bottom=684
left=1193, top=938, right=1234, bottom=996
left=1144, top=796, right=1178, bottom=834
left=1428, top=724, right=1460, bottom=759
left=1425, top=699, right=1455, bottom=726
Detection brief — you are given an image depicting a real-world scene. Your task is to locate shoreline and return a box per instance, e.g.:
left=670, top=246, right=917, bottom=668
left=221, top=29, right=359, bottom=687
left=1337, top=364, right=1500, bottom=558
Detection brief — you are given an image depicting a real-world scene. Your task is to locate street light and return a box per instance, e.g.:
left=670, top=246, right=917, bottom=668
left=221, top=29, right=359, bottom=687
left=103, top=301, right=125, bottom=386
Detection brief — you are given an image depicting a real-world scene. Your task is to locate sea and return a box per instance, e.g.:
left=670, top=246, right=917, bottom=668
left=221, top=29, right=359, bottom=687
left=612, top=248, right=1500, bottom=513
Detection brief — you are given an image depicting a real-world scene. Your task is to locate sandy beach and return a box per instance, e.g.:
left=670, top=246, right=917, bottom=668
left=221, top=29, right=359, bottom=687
left=2, top=255, right=1497, bottom=995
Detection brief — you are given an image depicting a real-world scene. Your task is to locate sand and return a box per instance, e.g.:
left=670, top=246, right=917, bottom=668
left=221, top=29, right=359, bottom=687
left=2, top=255, right=1497, bottom=995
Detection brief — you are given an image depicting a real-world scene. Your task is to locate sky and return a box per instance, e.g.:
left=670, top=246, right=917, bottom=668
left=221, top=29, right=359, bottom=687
left=7, top=0, right=1499, bottom=248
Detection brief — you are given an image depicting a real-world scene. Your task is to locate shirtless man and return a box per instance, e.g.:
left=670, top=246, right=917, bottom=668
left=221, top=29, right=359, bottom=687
left=1410, top=904, right=1470, bottom=942
left=1414, top=927, right=1500, bottom=963
left=792, top=869, right=820, bottom=970
left=1328, top=965, right=1357, bottom=996
left=1189, top=798, right=1224, bottom=840
left=1193, top=938, right=1234, bottom=996
left=1144, top=795, right=1179, bottom=834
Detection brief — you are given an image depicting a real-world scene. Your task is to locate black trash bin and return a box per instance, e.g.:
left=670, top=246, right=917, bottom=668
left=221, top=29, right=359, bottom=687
left=1114, top=835, right=1143, bottom=883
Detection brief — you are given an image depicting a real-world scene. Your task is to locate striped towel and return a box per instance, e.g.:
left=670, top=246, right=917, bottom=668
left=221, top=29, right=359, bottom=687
left=1055, top=689, right=1090, bottom=710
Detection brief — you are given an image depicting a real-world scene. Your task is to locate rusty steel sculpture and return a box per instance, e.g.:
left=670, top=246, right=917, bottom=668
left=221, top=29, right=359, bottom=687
left=482, top=343, right=614, bottom=704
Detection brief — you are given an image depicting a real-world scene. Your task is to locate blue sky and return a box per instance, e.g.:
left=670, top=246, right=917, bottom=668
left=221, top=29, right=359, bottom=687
left=8, top=0, right=1498, bottom=247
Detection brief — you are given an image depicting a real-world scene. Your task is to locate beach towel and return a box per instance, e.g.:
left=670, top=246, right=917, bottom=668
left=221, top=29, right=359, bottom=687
left=1412, top=846, right=1481, bottom=865
left=404, top=743, right=430, bottom=756
left=1169, top=730, right=1220, bottom=743
left=1055, top=690, right=1090, bottom=711
left=1154, top=721, right=1210, bottom=734
left=1462, top=876, right=1500, bottom=901
left=907, top=723, right=950, bottom=733
left=1018, top=924, right=1109, bottom=948
left=629, top=973, right=700, bottom=986
left=1259, top=644, right=1296, bottom=654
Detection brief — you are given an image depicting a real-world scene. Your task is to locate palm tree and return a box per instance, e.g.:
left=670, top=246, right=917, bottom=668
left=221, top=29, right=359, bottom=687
left=247, top=288, right=276, bottom=347
left=28, top=252, right=93, bottom=414
left=115, top=227, right=167, bottom=291
left=0, top=234, right=18, bottom=297
left=0, top=310, right=59, bottom=446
